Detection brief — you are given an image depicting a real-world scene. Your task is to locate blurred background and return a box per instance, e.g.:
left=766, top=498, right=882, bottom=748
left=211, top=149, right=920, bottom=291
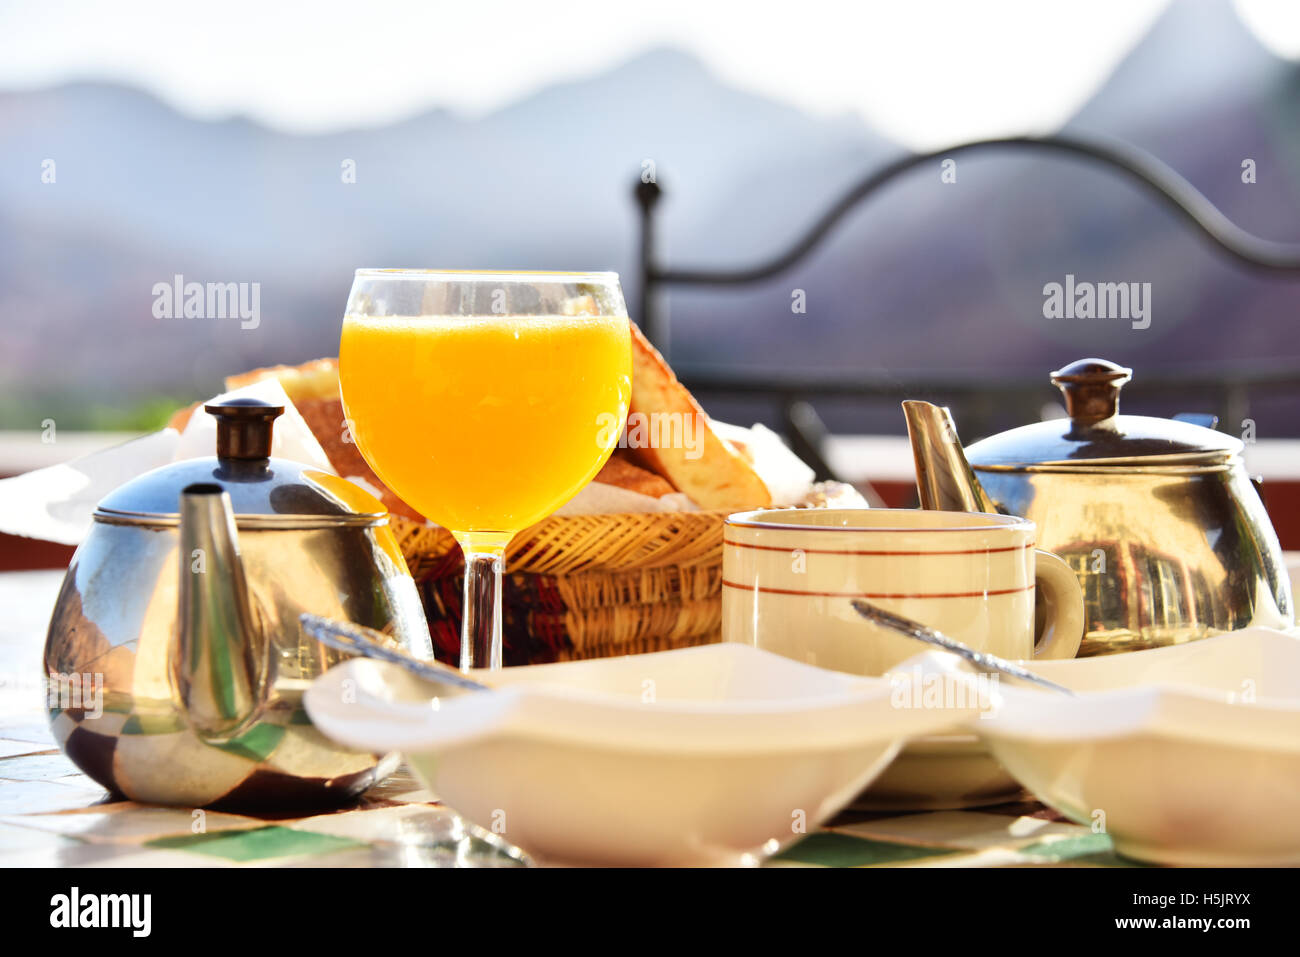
left=2, top=0, right=1300, bottom=488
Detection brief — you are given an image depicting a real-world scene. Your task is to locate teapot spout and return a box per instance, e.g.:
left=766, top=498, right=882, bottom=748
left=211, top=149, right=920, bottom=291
left=902, top=400, right=997, bottom=514
left=175, top=483, right=263, bottom=739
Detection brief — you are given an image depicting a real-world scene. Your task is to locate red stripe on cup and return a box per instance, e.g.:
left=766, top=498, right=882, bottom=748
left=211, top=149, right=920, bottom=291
left=722, top=539, right=1033, bottom=557
left=720, top=579, right=1035, bottom=599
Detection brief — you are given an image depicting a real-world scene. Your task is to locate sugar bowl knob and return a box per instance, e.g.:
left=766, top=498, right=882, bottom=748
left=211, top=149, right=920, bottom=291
left=1050, top=358, right=1132, bottom=426
left=205, top=399, right=284, bottom=460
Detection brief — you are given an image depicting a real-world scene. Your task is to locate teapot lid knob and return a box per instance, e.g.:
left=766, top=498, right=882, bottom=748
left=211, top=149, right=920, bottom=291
left=205, top=399, right=284, bottom=460
left=1050, top=358, right=1132, bottom=426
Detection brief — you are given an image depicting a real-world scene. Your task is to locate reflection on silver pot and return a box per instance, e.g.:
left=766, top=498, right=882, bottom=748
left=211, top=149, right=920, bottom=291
left=904, top=358, right=1293, bottom=656
left=42, top=399, right=432, bottom=808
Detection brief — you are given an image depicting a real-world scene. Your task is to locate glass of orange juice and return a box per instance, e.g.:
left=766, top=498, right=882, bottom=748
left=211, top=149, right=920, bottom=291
left=338, top=270, right=632, bottom=671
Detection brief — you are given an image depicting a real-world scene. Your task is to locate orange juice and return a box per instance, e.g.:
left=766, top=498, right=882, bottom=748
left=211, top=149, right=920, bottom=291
left=339, top=313, right=631, bottom=546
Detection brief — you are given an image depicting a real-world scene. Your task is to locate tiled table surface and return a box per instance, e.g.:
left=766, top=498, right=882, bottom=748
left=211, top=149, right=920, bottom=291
left=0, top=569, right=1134, bottom=868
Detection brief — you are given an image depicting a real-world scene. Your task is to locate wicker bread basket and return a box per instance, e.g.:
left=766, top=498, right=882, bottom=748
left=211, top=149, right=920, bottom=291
left=390, top=509, right=733, bottom=665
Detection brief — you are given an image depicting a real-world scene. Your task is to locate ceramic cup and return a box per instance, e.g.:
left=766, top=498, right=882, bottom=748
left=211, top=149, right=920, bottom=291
left=722, top=508, right=1084, bottom=676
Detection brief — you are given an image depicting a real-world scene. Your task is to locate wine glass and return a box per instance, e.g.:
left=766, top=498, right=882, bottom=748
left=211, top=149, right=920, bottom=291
left=338, top=270, right=632, bottom=670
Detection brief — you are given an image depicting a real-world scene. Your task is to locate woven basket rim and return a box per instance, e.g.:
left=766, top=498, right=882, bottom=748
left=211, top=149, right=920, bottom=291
left=391, top=506, right=750, bottom=576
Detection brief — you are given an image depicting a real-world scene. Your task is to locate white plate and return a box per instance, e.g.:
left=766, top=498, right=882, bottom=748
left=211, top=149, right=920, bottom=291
left=305, top=643, right=979, bottom=866
left=934, top=628, right=1300, bottom=865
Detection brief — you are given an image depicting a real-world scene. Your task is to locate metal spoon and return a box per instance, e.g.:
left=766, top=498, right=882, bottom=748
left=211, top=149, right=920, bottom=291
left=300, top=613, right=492, bottom=693
left=850, top=600, right=1074, bottom=696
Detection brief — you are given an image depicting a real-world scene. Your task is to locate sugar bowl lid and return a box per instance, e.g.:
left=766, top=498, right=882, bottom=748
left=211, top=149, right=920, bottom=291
left=965, top=358, right=1242, bottom=469
left=95, top=399, right=387, bottom=526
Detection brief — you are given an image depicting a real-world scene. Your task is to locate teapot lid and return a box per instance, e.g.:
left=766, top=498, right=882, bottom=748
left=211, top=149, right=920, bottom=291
left=95, top=399, right=387, bottom=526
left=965, top=358, right=1243, bottom=469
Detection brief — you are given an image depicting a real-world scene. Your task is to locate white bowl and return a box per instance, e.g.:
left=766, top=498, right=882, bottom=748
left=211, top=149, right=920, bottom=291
left=305, top=643, right=979, bottom=866
left=952, top=628, right=1300, bottom=865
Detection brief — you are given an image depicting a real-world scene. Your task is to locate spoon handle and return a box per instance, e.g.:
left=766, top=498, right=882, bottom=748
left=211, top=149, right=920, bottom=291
left=300, top=614, right=492, bottom=693
left=850, top=600, right=1074, bottom=696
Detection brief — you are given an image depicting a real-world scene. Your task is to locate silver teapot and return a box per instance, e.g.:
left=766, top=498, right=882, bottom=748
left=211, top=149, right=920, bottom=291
left=904, top=358, right=1293, bottom=656
left=43, top=399, right=431, bottom=807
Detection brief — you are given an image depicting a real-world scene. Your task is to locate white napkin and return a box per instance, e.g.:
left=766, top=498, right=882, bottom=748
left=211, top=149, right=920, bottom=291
left=0, top=430, right=179, bottom=545
left=711, top=420, right=816, bottom=507
left=0, top=379, right=333, bottom=546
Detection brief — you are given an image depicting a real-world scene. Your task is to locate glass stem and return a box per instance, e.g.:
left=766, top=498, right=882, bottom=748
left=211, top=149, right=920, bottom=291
left=460, top=549, right=505, bottom=671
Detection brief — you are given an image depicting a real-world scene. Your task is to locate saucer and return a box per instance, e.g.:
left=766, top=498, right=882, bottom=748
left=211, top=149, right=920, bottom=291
left=852, top=734, right=1024, bottom=810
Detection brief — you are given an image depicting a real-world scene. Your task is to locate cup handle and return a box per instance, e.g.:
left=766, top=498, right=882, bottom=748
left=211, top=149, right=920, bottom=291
left=1031, top=548, right=1085, bottom=659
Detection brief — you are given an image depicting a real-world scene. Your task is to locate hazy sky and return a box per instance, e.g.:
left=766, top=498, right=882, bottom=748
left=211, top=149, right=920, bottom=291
left=0, top=0, right=1296, bottom=147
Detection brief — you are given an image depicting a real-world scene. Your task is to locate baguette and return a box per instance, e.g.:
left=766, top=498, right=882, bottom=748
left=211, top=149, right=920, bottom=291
left=623, top=322, right=771, bottom=510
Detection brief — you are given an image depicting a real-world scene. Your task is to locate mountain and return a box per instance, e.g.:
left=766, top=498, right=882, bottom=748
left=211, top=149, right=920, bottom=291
left=658, top=0, right=1300, bottom=439
left=0, top=48, right=896, bottom=425
left=2, top=1, right=1300, bottom=438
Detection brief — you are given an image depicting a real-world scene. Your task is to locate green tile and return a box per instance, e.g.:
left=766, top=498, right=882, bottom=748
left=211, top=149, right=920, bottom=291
left=772, top=832, right=960, bottom=868
left=1018, top=832, right=1144, bottom=866
left=147, top=826, right=363, bottom=862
